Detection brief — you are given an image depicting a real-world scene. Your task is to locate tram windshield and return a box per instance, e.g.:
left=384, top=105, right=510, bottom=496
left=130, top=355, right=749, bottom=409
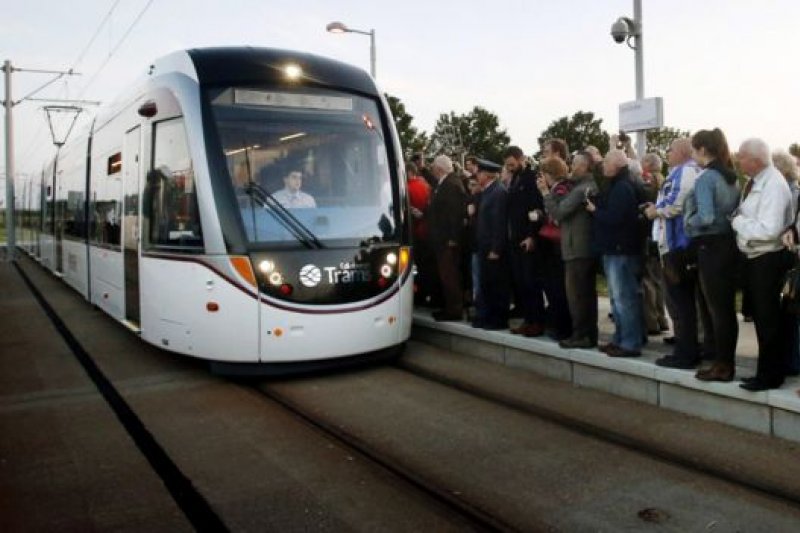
left=208, top=87, right=398, bottom=248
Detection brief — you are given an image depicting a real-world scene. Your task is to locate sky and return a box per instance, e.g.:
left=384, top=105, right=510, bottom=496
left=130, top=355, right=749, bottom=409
left=2, top=0, right=800, bottom=189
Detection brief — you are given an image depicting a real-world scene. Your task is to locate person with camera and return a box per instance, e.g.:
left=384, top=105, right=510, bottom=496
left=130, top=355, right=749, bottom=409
left=542, top=151, right=599, bottom=348
left=682, top=129, right=741, bottom=382
left=644, top=138, right=702, bottom=368
left=585, top=149, right=644, bottom=357
left=732, top=138, right=795, bottom=391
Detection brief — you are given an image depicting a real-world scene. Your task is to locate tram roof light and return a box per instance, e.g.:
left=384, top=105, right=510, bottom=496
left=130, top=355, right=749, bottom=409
left=284, top=64, right=302, bottom=80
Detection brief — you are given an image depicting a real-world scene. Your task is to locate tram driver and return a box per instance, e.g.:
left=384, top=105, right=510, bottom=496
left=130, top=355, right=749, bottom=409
left=273, top=170, right=317, bottom=209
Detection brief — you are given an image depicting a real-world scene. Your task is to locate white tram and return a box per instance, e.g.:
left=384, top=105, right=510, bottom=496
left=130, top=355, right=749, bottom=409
left=18, top=48, right=413, bottom=373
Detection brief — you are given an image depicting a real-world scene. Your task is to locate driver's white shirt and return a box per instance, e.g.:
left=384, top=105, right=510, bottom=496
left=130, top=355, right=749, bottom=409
left=272, top=188, right=317, bottom=209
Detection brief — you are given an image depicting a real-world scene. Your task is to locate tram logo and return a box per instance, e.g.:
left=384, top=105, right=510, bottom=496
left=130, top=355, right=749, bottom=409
left=299, top=264, right=323, bottom=287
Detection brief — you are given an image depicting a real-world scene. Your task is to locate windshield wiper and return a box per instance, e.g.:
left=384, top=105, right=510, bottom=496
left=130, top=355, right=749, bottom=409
left=244, top=181, right=323, bottom=249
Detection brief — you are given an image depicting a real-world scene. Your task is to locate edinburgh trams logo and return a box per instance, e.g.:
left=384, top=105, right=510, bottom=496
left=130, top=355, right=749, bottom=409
left=298, top=262, right=372, bottom=287
left=299, top=264, right=323, bottom=287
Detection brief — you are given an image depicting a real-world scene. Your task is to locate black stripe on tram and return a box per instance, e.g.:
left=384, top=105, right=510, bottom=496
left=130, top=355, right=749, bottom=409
left=14, top=262, right=228, bottom=532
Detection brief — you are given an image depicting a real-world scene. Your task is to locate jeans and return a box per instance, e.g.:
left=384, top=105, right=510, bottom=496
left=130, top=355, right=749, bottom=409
left=603, top=254, right=644, bottom=352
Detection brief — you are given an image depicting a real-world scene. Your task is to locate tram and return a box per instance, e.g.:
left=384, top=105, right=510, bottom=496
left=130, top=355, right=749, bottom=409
left=17, top=47, right=413, bottom=372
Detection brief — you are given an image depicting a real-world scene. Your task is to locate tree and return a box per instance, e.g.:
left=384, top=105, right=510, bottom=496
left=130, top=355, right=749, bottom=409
left=646, top=127, right=692, bottom=163
left=536, top=111, right=610, bottom=159
left=385, top=94, right=428, bottom=159
left=428, top=106, right=511, bottom=164
left=789, top=143, right=800, bottom=158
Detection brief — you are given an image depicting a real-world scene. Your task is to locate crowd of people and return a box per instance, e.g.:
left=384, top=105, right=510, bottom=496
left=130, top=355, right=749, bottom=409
left=407, top=130, right=800, bottom=392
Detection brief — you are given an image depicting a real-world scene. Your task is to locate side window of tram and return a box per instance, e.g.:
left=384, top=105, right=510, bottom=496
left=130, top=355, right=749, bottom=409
left=89, top=152, right=122, bottom=247
left=145, top=117, right=203, bottom=251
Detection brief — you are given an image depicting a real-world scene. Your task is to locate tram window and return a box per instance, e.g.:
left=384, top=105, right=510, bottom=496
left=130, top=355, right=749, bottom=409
left=107, top=153, right=122, bottom=175
left=89, top=154, right=122, bottom=247
left=144, top=117, right=203, bottom=251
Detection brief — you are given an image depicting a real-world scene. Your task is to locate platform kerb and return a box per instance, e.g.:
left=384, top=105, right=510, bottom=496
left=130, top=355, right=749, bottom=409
left=412, top=312, right=800, bottom=442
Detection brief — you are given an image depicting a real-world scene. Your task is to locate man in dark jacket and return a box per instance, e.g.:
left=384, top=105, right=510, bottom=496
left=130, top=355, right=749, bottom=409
left=504, top=146, right=546, bottom=336
left=427, top=155, right=468, bottom=321
left=585, top=149, right=644, bottom=356
left=473, top=158, right=509, bottom=329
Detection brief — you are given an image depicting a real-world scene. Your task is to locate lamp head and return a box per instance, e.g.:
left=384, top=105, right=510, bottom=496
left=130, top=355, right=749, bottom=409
left=326, top=21, right=348, bottom=33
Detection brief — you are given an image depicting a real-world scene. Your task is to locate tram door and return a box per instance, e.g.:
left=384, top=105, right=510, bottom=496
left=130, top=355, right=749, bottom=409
left=123, top=126, right=141, bottom=326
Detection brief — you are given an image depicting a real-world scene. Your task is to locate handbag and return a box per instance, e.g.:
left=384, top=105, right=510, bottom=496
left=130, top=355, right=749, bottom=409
left=662, top=247, right=697, bottom=285
left=538, top=218, right=561, bottom=242
left=781, top=265, right=800, bottom=315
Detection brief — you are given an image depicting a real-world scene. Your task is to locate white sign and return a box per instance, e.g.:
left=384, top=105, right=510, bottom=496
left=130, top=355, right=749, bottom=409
left=233, top=90, right=353, bottom=111
left=619, top=97, right=664, bottom=132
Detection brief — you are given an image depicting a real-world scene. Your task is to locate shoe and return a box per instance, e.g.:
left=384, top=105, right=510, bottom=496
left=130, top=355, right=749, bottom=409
left=740, top=376, right=759, bottom=384
left=599, top=342, right=618, bottom=353
left=482, top=323, right=508, bottom=331
left=432, top=311, right=462, bottom=322
left=655, top=356, right=699, bottom=369
left=511, top=323, right=543, bottom=335
left=520, top=323, right=546, bottom=337
left=740, top=379, right=783, bottom=391
left=559, top=337, right=596, bottom=349
left=659, top=323, right=671, bottom=332
left=647, top=329, right=662, bottom=336
left=695, top=362, right=734, bottom=382
left=605, top=345, right=641, bottom=358
left=743, top=315, right=754, bottom=323
left=663, top=337, right=676, bottom=345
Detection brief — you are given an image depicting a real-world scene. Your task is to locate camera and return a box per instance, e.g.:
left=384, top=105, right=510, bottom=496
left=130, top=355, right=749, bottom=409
left=610, top=17, right=633, bottom=44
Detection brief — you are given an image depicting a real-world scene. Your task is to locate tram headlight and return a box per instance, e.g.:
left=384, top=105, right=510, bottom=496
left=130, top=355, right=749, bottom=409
left=269, top=272, right=284, bottom=286
left=386, top=252, right=398, bottom=266
left=380, top=264, right=393, bottom=278
left=259, top=260, right=276, bottom=274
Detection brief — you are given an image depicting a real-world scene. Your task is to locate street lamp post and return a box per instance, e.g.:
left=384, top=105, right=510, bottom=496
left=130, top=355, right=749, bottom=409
left=326, top=21, right=376, bottom=79
left=610, top=0, right=645, bottom=159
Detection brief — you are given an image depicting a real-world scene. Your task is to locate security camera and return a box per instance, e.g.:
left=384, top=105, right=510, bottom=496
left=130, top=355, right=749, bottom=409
left=610, top=19, right=629, bottom=43
left=611, top=16, right=639, bottom=45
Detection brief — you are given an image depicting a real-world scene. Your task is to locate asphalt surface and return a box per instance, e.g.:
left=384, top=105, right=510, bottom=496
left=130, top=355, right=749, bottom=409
left=3, top=252, right=800, bottom=531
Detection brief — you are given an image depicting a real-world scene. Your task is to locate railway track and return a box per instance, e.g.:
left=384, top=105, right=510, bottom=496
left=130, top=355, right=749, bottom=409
left=15, top=254, right=800, bottom=531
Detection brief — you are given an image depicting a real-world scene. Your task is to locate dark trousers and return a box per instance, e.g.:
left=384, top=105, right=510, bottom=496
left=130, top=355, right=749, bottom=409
left=414, top=239, right=440, bottom=307
left=747, top=250, right=794, bottom=384
left=509, top=247, right=546, bottom=325
left=694, top=234, right=739, bottom=366
left=436, top=245, right=463, bottom=317
left=642, top=249, right=669, bottom=331
left=477, top=253, right=510, bottom=327
left=542, top=252, right=572, bottom=340
left=565, top=257, right=598, bottom=342
left=664, top=271, right=700, bottom=362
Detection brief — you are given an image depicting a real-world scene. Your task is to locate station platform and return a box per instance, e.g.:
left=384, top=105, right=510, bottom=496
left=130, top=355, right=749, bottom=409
left=412, top=307, right=800, bottom=443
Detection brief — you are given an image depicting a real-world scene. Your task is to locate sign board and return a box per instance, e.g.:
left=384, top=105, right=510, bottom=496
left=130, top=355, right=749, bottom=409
left=619, top=97, right=664, bottom=132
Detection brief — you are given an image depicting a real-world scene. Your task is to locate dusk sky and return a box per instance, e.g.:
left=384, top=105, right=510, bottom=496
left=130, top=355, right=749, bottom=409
left=2, top=0, right=800, bottom=184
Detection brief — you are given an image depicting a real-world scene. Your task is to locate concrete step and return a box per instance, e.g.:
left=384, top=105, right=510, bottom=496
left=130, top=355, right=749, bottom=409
left=412, top=310, right=800, bottom=443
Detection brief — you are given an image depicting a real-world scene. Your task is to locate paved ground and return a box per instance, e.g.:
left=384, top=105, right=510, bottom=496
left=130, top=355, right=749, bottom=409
left=3, top=252, right=800, bottom=531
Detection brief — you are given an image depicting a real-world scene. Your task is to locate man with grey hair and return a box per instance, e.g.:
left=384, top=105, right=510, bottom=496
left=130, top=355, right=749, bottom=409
left=644, top=138, right=702, bottom=368
left=585, top=149, right=644, bottom=357
left=427, top=154, right=468, bottom=321
left=732, top=138, right=794, bottom=391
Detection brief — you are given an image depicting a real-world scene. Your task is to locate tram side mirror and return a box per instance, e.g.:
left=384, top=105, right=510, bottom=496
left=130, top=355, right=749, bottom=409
left=138, top=101, right=158, bottom=118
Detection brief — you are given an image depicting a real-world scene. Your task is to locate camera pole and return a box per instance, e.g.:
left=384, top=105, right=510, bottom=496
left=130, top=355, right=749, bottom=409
left=633, top=0, right=645, bottom=160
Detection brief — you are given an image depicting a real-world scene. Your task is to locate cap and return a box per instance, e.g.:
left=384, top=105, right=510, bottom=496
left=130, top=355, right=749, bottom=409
left=475, top=158, right=502, bottom=172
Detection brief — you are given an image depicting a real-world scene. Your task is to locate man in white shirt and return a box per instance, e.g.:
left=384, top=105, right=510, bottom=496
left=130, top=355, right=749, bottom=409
left=731, top=138, right=794, bottom=391
left=273, top=170, right=317, bottom=209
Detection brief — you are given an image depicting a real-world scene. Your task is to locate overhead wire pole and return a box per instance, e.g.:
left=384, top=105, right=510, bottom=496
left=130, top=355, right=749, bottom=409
left=2, top=61, right=81, bottom=261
